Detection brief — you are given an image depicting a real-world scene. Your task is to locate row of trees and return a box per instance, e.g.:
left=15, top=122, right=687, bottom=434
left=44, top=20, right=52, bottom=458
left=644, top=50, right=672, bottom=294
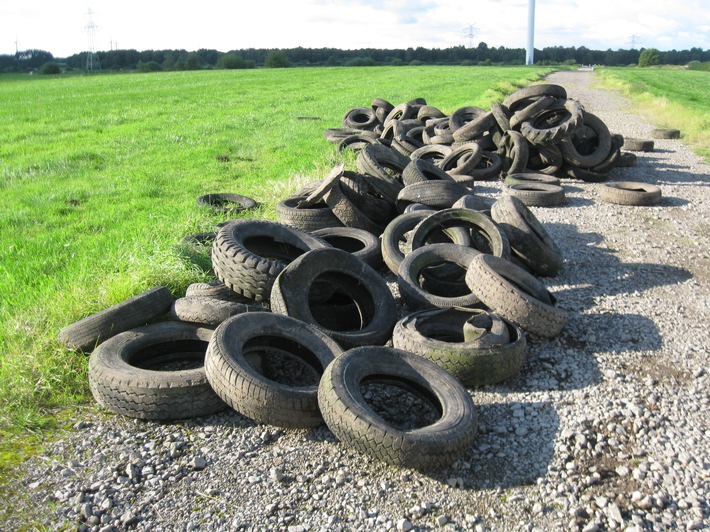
left=2, top=44, right=709, bottom=73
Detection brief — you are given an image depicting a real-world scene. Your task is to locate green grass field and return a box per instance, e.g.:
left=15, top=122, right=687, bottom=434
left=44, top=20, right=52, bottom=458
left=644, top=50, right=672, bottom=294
left=0, top=66, right=555, bottom=457
left=597, top=67, right=710, bottom=161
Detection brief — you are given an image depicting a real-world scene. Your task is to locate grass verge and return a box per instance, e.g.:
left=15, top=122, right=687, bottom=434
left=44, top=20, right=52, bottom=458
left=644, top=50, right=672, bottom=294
left=596, top=67, right=710, bottom=162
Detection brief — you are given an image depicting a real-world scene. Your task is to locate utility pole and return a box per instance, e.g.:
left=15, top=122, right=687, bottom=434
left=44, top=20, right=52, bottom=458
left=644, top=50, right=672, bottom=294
left=526, top=0, right=535, bottom=65
left=463, top=24, right=477, bottom=48
left=85, top=8, right=101, bottom=71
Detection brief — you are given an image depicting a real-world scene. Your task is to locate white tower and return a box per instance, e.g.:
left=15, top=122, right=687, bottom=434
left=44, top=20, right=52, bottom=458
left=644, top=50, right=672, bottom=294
left=526, top=0, right=535, bottom=65
left=85, top=8, right=101, bottom=71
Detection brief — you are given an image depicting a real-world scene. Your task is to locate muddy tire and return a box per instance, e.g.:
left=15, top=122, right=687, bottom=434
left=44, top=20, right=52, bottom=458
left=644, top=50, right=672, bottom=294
left=598, top=181, right=662, bottom=206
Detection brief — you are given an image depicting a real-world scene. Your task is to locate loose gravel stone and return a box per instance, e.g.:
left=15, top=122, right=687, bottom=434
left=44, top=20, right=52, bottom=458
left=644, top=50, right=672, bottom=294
left=1, top=70, right=709, bottom=531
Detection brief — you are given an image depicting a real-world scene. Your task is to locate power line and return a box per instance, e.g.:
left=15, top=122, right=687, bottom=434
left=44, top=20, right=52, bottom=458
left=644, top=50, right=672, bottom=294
left=85, top=8, right=101, bottom=71
left=462, top=24, right=477, bottom=48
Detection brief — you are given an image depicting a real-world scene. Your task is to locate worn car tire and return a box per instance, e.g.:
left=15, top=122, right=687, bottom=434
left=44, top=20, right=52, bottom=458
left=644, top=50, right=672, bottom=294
left=58, top=286, right=175, bottom=353
left=205, top=313, right=342, bottom=428
left=598, top=181, right=662, bottom=206
left=318, top=346, right=478, bottom=470
left=392, top=308, right=527, bottom=387
left=88, top=322, right=226, bottom=420
left=196, top=193, right=257, bottom=213
left=503, top=183, right=565, bottom=207
left=169, top=296, right=263, bottom=326
left=211, top=219, right=330, bottom=302
left=465, top=254, right=567, bottom=338
left=270, top=248, right=398, bottom=348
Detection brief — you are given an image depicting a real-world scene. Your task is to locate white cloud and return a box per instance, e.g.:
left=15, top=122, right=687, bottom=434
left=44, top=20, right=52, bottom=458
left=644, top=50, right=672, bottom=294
left=0, top=0, right=707, bottom=57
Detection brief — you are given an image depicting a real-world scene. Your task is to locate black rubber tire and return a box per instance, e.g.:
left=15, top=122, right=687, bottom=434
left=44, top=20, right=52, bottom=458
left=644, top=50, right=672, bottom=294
left=340, top=171, right=398, bottom=225
left=323, top=181, right=386, bottom=236
left=296, top=163, right=344, bottom=208
left=196, top=193, right=257, bottom=213
left=397, top=243, right=482, bottom=310
left=392, top=308, right=527, bottom=387
left=508, top=95, right=557, bottom=130
left=185, top=280, right=252, bottom=303
left=417, top=105, right=447, bottom=121
left=526, top=143, right=563, bottom=175
left=468, top=151, right=503, bottom=181
left=503, top=84, right=567, bottom=111
left=452, top=111, right=496, bottom=142
left=449, top=106, right=487, bottom=130
left=410, top=144, right=452, bottom=164
left=205, top=312, right=342, bottom=428
left=58, top=286, right=175, bottom=353
left=384, top=103, right=417, bottom=126
left=439, top=143, right=483, bottom=176
left=169, top=296, right=264, bottom=326
left=559, top=112, right=612, bottom=169
left=622, top=138, right=654, bottom=152
left=380, top=210, right=470, bottom=275
left=520, top=99, right=582, bottom=146
left=490, top=102, right=511, bottom=132
left=409, top=208, right=511, bottom=260
left=504, top=172, right=561, bottom=186
left=318, top=346, right=478, bottom=470
left=491, top=195, right=563, bottom=276
left=355, top=144, right=409, bottom=202
left=396, top=180, right=469, bottom=213
left=564, top=165, right=609, bottom=183
left=498, top=130, right=529, bottom=177
left=337, top=134, right=380, bottom=153
left=503, top=183, right=565, bottom=207
left=270, top=248, right=398, bottom=348
left=598, top=181, right=662, bottom=206
left=312, top=227, right=382, bottom=269
left=211, top=219, right=330, bottom=302
left=88, top=321, right=226, bottom=420
left=651, top=128, right=680, bottom=139
left=465, top=254, right=568, bottom=338
left=402, top=158, right=455, bottom=185
left=276, top=196, right=343, bottom=231
left=451, top=194, right=495, bottom=213
left=342, top=107, right=379, bottom=131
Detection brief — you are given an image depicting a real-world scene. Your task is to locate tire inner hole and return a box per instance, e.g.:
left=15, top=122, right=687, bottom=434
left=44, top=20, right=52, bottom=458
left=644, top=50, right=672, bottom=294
left=132, top=339, right=208, bottom=371
left=243, top=237, right=308, bottom=263
left=308, top=272, right=375, bottom=332
left=360, top=376, right=442, bottom=430
left=242, top=336, right=323, bottom=387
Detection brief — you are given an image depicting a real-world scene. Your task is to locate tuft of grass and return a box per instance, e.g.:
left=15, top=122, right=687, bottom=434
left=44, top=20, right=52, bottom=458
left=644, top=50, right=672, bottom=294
left=596, top=67, right=710, bottom=162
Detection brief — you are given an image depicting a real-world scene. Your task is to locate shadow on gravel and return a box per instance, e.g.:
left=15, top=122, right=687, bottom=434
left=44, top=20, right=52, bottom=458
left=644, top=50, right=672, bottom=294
left=426, top=400, right=559, bottom=490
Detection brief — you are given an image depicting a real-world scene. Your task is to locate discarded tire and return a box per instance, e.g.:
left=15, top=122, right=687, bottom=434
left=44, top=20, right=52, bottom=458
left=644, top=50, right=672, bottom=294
left=651, top=128, right=680, bottom=139
left=205, top=312, right=342, bottom=428
left=271, top=247, right=398, bottom=348
left=88, top=321, right=226, bottom=420
left=58, top=286, right=176, bottom=353
left=503, top=183, right=565, bottom=207
left=491, top=195, right=563, bottom=277
left=466, top=254, right=568, bottom=338
left=196, top=193, right=257, bottom=213
left=169, top=296, right=263, bottom=326
left=392, top=307, right=527, bottom=386
left=623, top=138, right=654, bottom=152
left=598, top=181, right=662, bottom=206
left=211, top=218, right=330, bottom=302
left=311, top=226, right=382, bottom=269
left=318, top=346, right=478, bottom=470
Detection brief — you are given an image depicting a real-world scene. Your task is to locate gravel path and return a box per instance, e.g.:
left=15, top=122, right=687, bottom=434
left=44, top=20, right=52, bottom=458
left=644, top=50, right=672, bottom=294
left=2, top=70, right=708, bottom=532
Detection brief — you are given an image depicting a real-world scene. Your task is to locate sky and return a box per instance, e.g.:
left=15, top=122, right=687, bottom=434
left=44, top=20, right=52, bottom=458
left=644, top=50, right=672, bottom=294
left=2, top=0, right=709, bottom=58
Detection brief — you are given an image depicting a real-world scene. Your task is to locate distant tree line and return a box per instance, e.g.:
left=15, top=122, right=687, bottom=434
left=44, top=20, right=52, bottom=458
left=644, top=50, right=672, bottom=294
left=2, top=44, right=709, bottom=73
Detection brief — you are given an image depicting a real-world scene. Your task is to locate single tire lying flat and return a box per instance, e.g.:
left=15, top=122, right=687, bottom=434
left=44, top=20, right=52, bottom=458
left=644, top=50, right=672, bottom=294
left=598, top=182, right=662, bottom=206
left=88, top=321, right=226, bottom=420
left=503, top=183, right=565, bottom=207
left=205, top=313, right=342, bottom=428
left=622, top=138, right=654, bottom=152
left=169, top=296, right=264, bottom=326
left=650, top=128, right=680, bottom=139
left=58, top=286, right=175, bottom=353
left=318, top=346, right=478, bottom=471
left=196, top=193, right=257, bottom=213
left=392, top=308, right=527, bottom=387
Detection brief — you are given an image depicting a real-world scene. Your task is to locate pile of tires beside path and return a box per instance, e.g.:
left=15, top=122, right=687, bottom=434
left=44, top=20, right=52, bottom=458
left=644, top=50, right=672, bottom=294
left=57, top=83, right=664, bottom=472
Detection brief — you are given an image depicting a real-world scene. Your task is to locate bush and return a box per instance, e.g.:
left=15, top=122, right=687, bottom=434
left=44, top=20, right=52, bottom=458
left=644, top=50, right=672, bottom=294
left=217, top=54, right=255, bottom=70
left=137, top=61, right=161, bottom=72
left=346, top=57, right=375, bottom=67
left=38, top=62, right=61, bottom=75
left=688, top=60, right=710, bottom=71
left=638, top=48, right=660, bottom=67
left=264, top=51, right=291, bottom=68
